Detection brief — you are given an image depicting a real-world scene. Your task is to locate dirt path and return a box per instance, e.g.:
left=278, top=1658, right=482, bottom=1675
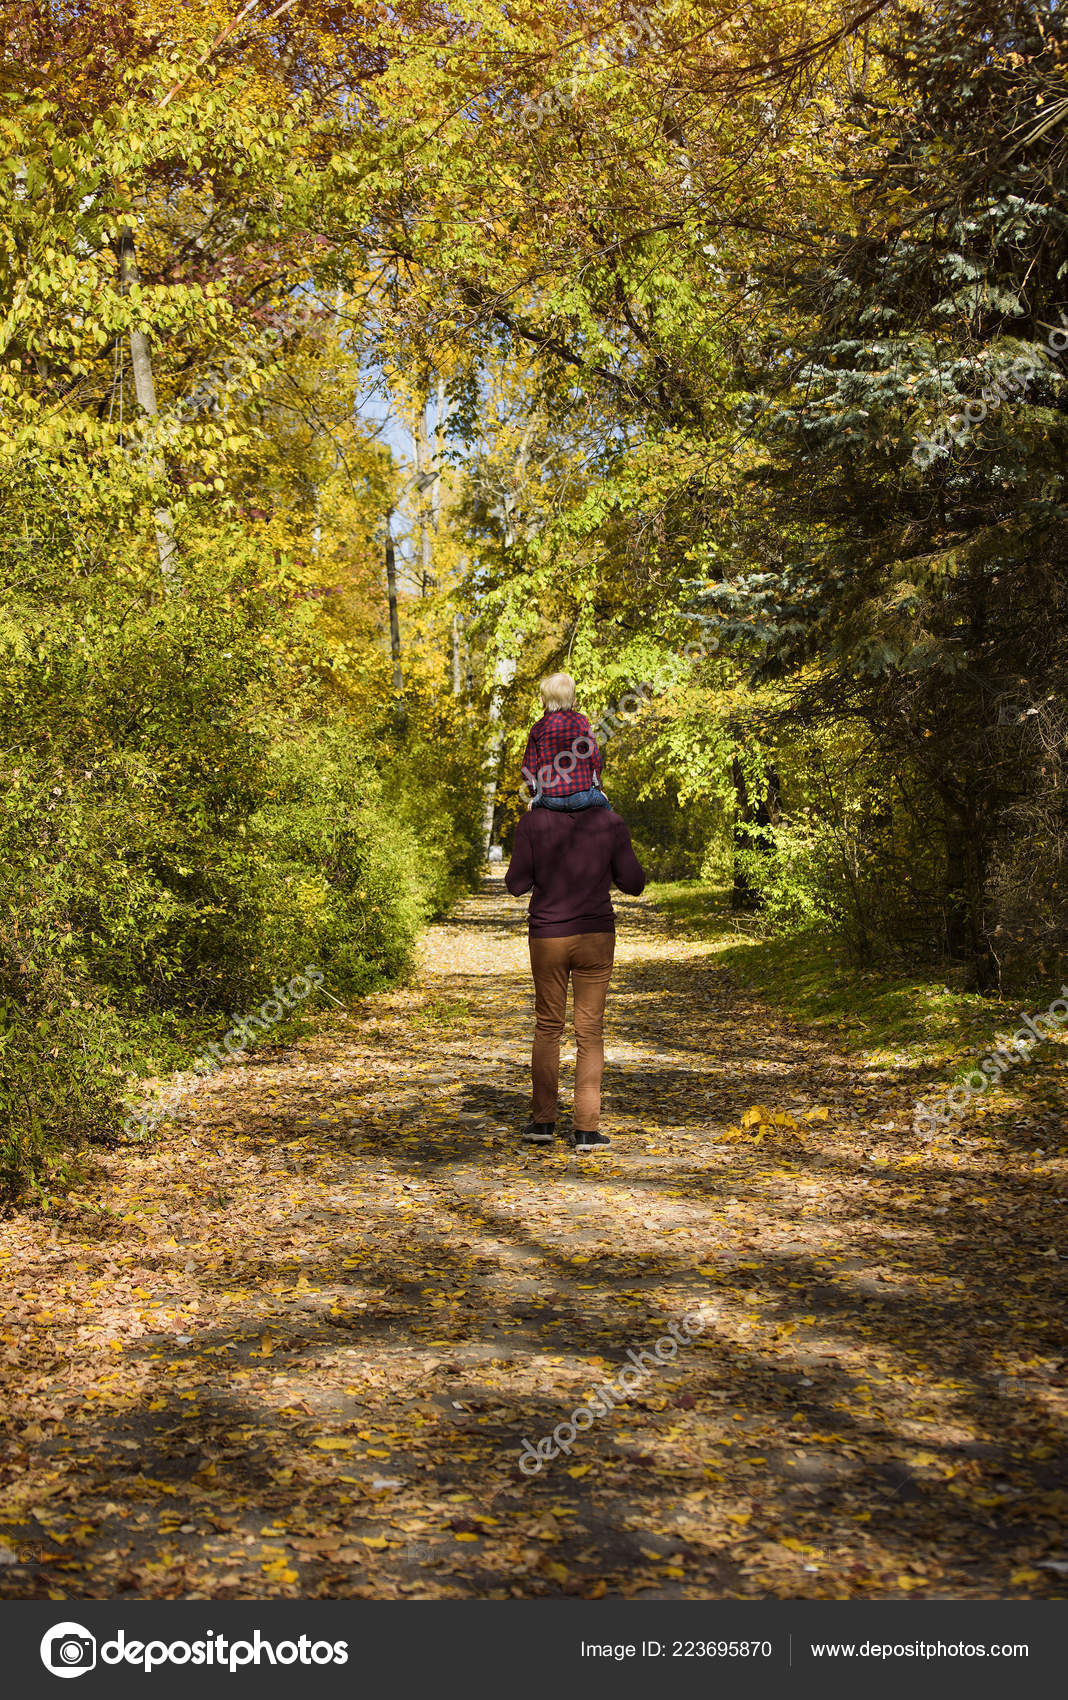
left=1, top=874, right=1064, bottom=1600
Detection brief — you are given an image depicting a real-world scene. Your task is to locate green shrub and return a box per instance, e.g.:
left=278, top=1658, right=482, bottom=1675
left=0, top=481, right=479, bottom=1198
left=731, top=815, right=838, bottom=935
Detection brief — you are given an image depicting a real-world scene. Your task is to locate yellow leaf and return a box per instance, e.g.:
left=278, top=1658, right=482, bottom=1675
left=359, top=1535, right=388, bottom=1549
left=566, top=1464, right=592, bottom=1478
left=454, top=1532, right=479, bottom=1542
left=311, top=1439, right=354, bottom=1451
left=1011, top=1568, right=1041, bottom=1585
left=726, top=1512, right=751, bottom=1525
left=261, top=1559, right=297, bottom=1583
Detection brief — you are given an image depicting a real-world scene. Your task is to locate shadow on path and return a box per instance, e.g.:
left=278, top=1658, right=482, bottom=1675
left=0, top=875, right=1064, bottom=1600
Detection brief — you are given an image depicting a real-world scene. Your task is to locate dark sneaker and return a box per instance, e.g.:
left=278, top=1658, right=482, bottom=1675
left=522, top=1121, right=555, bottom=1145
left=572, top=1129, right=611, bottom=1150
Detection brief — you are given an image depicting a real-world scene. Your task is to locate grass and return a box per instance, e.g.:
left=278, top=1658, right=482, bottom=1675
left=410, top=997, right=471, bottom=1029
left=645, top=880, right=1068, bottom=1093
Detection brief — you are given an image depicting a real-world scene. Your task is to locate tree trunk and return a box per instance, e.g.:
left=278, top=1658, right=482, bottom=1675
left=115, top=226, right=178, bottom=586
left=730, top=760, right=781, bottom=911
left=944, top=815, right=997, bottom=991
left=481, top=656, right=516, bottom=857
left=452, top=613, right=463, bottom=695
left=384, top=513, right=407, bottom=739
left=481, top=693, right=503, bottom=858
left=432, top=370, right=445, bottom=562
left=414, top=382, right=434, bottom=594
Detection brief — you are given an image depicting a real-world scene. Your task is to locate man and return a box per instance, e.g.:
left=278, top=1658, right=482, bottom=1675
left=505, top=800, right=646, bottom=1151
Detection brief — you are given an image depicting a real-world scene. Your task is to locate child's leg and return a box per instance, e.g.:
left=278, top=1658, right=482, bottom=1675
left=538, top=789, right=610, bottom=811
left=564, top=788, right=611, bottom=810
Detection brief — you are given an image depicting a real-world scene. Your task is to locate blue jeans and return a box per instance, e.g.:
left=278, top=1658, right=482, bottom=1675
left=532, top=787, right=610, bottom=811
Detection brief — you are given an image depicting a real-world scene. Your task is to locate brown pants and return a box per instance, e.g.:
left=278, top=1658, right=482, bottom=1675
left=528, top=931, right=615, bottom=1131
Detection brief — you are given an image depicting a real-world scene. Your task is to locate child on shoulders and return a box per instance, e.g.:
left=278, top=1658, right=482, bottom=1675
left=521, top=672, right=610, bottom=811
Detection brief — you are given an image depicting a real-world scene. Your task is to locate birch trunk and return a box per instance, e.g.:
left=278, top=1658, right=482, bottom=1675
left=413, top=383, right=433, bottom=594
left=452, top=613, right=462, bottom=695
left=115, top=226, right=178, bottom=586
left=481, top=687, right=504, bottom=858
left=384, top=514, right=407, bottom=738
left=432, top=369, right=445, bottom=557
left=481, top=656, right=516, bottom=856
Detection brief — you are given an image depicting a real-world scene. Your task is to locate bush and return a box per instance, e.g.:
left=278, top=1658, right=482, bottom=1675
left=0, top=961, right=129, bottom=1200
left=0, top=482, right=479, bottom=1198
left=731, top=815, right=840, bottom=935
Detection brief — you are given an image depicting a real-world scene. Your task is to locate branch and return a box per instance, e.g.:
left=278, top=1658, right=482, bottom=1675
left=158, top=0, right=298, bottom=109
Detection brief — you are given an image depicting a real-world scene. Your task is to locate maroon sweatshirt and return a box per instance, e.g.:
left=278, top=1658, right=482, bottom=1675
left=504, top=808, right=646, bottom=936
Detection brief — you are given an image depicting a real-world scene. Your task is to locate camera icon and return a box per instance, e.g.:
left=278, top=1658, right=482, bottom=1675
left=40, top=1623, right=97, bottom=1679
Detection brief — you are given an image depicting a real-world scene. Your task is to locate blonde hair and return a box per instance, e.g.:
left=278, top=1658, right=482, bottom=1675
left=539, top=671, right=576, bottom=712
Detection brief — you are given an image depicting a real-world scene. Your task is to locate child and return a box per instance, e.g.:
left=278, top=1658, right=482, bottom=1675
left=521, top=672, right=610, bottom=810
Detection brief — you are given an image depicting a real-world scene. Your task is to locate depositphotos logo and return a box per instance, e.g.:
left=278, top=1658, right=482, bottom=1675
left=40, top=1625, right=96, bottom=1679
left=40, top=1623, right=350, bottom=1677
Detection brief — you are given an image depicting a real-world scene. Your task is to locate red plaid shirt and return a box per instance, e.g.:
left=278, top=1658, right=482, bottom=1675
left=521, top=710, right=602, bottom=798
